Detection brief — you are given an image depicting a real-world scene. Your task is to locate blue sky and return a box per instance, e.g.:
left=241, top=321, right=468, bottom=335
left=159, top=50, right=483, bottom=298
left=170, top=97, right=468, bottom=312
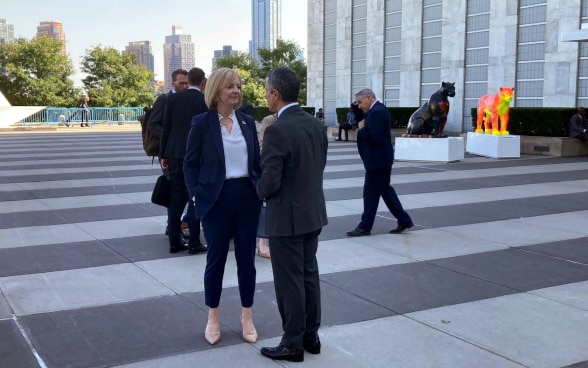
left=1, top=0, right=308, bottom=85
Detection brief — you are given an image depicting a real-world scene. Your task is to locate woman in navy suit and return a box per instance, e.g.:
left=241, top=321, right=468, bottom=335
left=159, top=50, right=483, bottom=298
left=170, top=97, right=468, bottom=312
left=184, top=68, right=262, bottom=345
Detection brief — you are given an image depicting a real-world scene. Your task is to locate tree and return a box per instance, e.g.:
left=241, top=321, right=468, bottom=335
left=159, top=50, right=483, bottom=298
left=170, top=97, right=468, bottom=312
left=214, top=52, right=258, bottom=74
left=258, top=39, right=307, bottom=105
left=81, top=46, right=154, bottom=107
left=0, top=36, right=80, bottom=106
left=235, top=68, right=266, bottom=107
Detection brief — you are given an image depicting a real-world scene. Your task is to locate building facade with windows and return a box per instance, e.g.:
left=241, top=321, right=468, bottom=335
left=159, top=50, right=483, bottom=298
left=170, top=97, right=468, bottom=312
left=212, top=45, right=236, bottom=69
left=250, top=0, right=282, bottom=63
left=36, top=21, right=66, bottom=55
left=163, top=25, right=195, bottom=91
left=308, top=0, right=587, bottom=132
left=0, top=19, right=14, bottom=45
left=125, top=41, right=155, bottom=77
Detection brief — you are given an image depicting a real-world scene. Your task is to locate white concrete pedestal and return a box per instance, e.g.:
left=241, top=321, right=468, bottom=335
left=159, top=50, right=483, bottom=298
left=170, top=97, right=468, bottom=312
left=394, top=137, right=464, bottom=162
left=466, top=133, right=520, bottom=158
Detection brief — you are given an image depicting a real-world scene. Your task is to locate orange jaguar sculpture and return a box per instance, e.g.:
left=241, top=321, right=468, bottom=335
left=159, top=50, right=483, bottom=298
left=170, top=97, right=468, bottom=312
left=475, top=87, right=515, bottom=136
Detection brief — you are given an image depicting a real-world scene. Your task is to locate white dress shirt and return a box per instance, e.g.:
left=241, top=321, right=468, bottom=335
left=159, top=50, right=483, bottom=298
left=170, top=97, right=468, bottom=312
left=219, top=111, right=248, bottom=179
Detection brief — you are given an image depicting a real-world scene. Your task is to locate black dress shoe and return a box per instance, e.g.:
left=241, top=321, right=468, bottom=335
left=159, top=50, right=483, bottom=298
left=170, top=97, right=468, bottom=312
left=260, top=344, right=304, bottom=362
left=346, top=227, right=371, bottom=237
left=188, top=242, right=207, bottom=255
left=303, top=338, right=321, bottom=354
left=389, top=223, right=414, bottom=234
left=169, top=243, right=189, bottom=253
left=334, top=138, right=342, bottom=141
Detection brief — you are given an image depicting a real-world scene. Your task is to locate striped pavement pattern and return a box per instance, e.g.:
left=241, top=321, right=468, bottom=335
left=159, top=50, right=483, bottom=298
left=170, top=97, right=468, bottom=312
left=1, top=131, right=588, bottom=368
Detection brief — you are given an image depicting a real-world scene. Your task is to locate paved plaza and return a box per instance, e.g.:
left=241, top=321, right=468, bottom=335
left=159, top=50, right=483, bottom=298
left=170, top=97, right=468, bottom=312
left=1, top=128, right=588, bottom=368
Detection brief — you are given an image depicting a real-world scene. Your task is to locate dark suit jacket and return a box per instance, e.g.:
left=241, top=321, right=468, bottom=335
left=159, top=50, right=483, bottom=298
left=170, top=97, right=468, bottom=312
left=357, top=101, right=394, bottom=172
left=256, top=105, right=328, bottom=236
left=160, top=89, right=208, bottom=159
left=146, top=91, right=170, bottom=138
left=569, top=113, right=587, bottom=138
left=184, top=110, right=261, bottom=218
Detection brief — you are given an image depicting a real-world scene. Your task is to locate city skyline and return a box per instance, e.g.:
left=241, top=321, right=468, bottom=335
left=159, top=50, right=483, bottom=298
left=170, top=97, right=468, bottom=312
left=0, top=0, right=307, bottom=86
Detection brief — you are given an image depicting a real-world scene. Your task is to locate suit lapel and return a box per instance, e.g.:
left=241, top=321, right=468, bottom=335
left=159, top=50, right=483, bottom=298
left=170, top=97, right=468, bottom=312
left=208, top=112, right=225, bottom=167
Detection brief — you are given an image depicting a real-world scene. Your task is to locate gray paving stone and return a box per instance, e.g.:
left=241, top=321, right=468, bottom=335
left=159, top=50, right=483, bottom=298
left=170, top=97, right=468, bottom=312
left=431, top=248, right=588, bottom=292
left=409, top=293, right=588, bottom=368
left=0, top=320, right=40, bottom=368
left=523, top=237, right=588, bottom=265
left=0, top=291, right=12, bottom=319
left=20, top=296, right=222, bottom=368
left=0, top=240, right=128, bottom=277
left=321, top=262, right=517, bottom=314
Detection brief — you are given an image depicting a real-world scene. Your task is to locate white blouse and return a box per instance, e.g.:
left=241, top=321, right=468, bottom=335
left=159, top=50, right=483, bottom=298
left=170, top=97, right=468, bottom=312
left=218, top=112, right=249, bottom=179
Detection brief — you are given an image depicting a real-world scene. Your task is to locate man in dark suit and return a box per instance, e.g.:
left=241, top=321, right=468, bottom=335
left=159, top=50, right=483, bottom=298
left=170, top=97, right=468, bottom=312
left=569, top=107, right=588, bottom=141
left=160, top=67, right=208, bottom=254
left=147, top=69, right=188, bottom=238
left=346, top=88, right=413, bottom=237
left=257, top=66, right=328, bottom=363
left=147, top=69, right=188, bottom=138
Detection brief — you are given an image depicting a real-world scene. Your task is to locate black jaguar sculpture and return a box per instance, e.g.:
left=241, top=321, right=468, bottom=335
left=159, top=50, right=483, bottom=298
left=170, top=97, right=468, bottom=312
left=405, top=82, right=456, bottom=138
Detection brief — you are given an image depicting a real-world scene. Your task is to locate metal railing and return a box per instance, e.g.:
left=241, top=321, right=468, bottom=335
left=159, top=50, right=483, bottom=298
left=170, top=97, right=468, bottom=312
left=17, top=107, right=145, bottom=127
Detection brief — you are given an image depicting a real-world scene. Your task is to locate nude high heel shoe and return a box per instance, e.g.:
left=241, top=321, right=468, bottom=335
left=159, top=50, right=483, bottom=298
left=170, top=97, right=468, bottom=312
left=205, top=308, right=221, bottom=345
left=241, top=307, right=257, bottom=343
left=257, top=238, right=270, bottom=259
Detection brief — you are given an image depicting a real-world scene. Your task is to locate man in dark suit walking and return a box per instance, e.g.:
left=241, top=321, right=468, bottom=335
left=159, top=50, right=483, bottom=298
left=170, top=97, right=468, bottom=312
left=347, top=88, right=413, bottom=237
left=257, top=66, right=328, bottom=363
left=160, top=67, right=208, bottom=254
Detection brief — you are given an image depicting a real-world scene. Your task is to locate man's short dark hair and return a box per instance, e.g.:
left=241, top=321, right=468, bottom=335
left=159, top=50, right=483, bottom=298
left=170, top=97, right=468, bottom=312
left=267, top=66, right=300, bottom=103
left=171, top=69, right=188, bottom=82
left=188, top=67, right=206, bottom=86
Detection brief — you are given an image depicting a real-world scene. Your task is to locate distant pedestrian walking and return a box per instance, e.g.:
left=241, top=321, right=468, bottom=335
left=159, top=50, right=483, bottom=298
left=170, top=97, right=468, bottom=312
left=80, top=96, right=90, bottom=127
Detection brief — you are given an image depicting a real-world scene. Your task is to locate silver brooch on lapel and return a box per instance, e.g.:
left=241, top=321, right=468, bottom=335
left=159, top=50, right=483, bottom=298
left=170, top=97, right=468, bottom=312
left=241, top=120, right=246, bottom=125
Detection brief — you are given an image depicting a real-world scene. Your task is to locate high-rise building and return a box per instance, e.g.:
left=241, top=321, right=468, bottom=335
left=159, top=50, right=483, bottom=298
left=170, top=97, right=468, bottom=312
left=125, top=41, right=155, bottom=77
left=212, top=45, right=236, bottom=69
left=36, top=21, right=65, bottom=55
left=163, top=25, right=195, bottom=91
left=0, top=19, right=15, bottom=45
left=250, top=0, right=281, bottom=63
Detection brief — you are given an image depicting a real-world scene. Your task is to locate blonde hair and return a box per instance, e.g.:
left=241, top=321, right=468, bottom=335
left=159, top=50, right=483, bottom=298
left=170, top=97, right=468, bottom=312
left=205, top=68, right=242, bottom=110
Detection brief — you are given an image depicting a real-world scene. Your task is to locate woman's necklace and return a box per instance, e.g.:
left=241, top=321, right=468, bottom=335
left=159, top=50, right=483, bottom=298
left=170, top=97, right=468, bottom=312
left=220, top=116, right=233, bottom=134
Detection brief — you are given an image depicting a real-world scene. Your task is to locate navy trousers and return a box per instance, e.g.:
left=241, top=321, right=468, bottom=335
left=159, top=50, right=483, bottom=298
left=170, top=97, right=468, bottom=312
left=358, top=166, right=412, bottom=231
left=201, top=178, right=261, bottom=308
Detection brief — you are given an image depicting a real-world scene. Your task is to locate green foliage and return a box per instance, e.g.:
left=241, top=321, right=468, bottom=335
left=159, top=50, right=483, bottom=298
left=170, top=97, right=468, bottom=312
left=234, top=68, right=266, bottom=107
left=81, top=46, right=155, bottom=107
left=215, top=39, right=308, bottom=107
left=470, top=107, right=576, bottom=136
left=0, top=36, right=80, bottom=106
left=252, top=106, right=272, bottom=122
left=258, top=39, right=307, bottom=105
left=215, top=52, right=258, bottom=73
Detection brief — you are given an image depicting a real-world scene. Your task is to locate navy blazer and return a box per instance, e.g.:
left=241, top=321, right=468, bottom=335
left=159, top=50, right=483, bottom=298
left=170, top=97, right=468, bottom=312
left=184, top=109, right=261, bottom=218
left=357, top=101, right=395, bottom=172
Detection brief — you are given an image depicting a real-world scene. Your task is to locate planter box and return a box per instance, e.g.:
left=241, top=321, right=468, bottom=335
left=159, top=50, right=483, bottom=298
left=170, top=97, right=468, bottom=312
left=394, top=137, right=464, bottom=162
left=520, top=136, right=588, bottom=156
left=466, top=133, right=520, bottom=158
